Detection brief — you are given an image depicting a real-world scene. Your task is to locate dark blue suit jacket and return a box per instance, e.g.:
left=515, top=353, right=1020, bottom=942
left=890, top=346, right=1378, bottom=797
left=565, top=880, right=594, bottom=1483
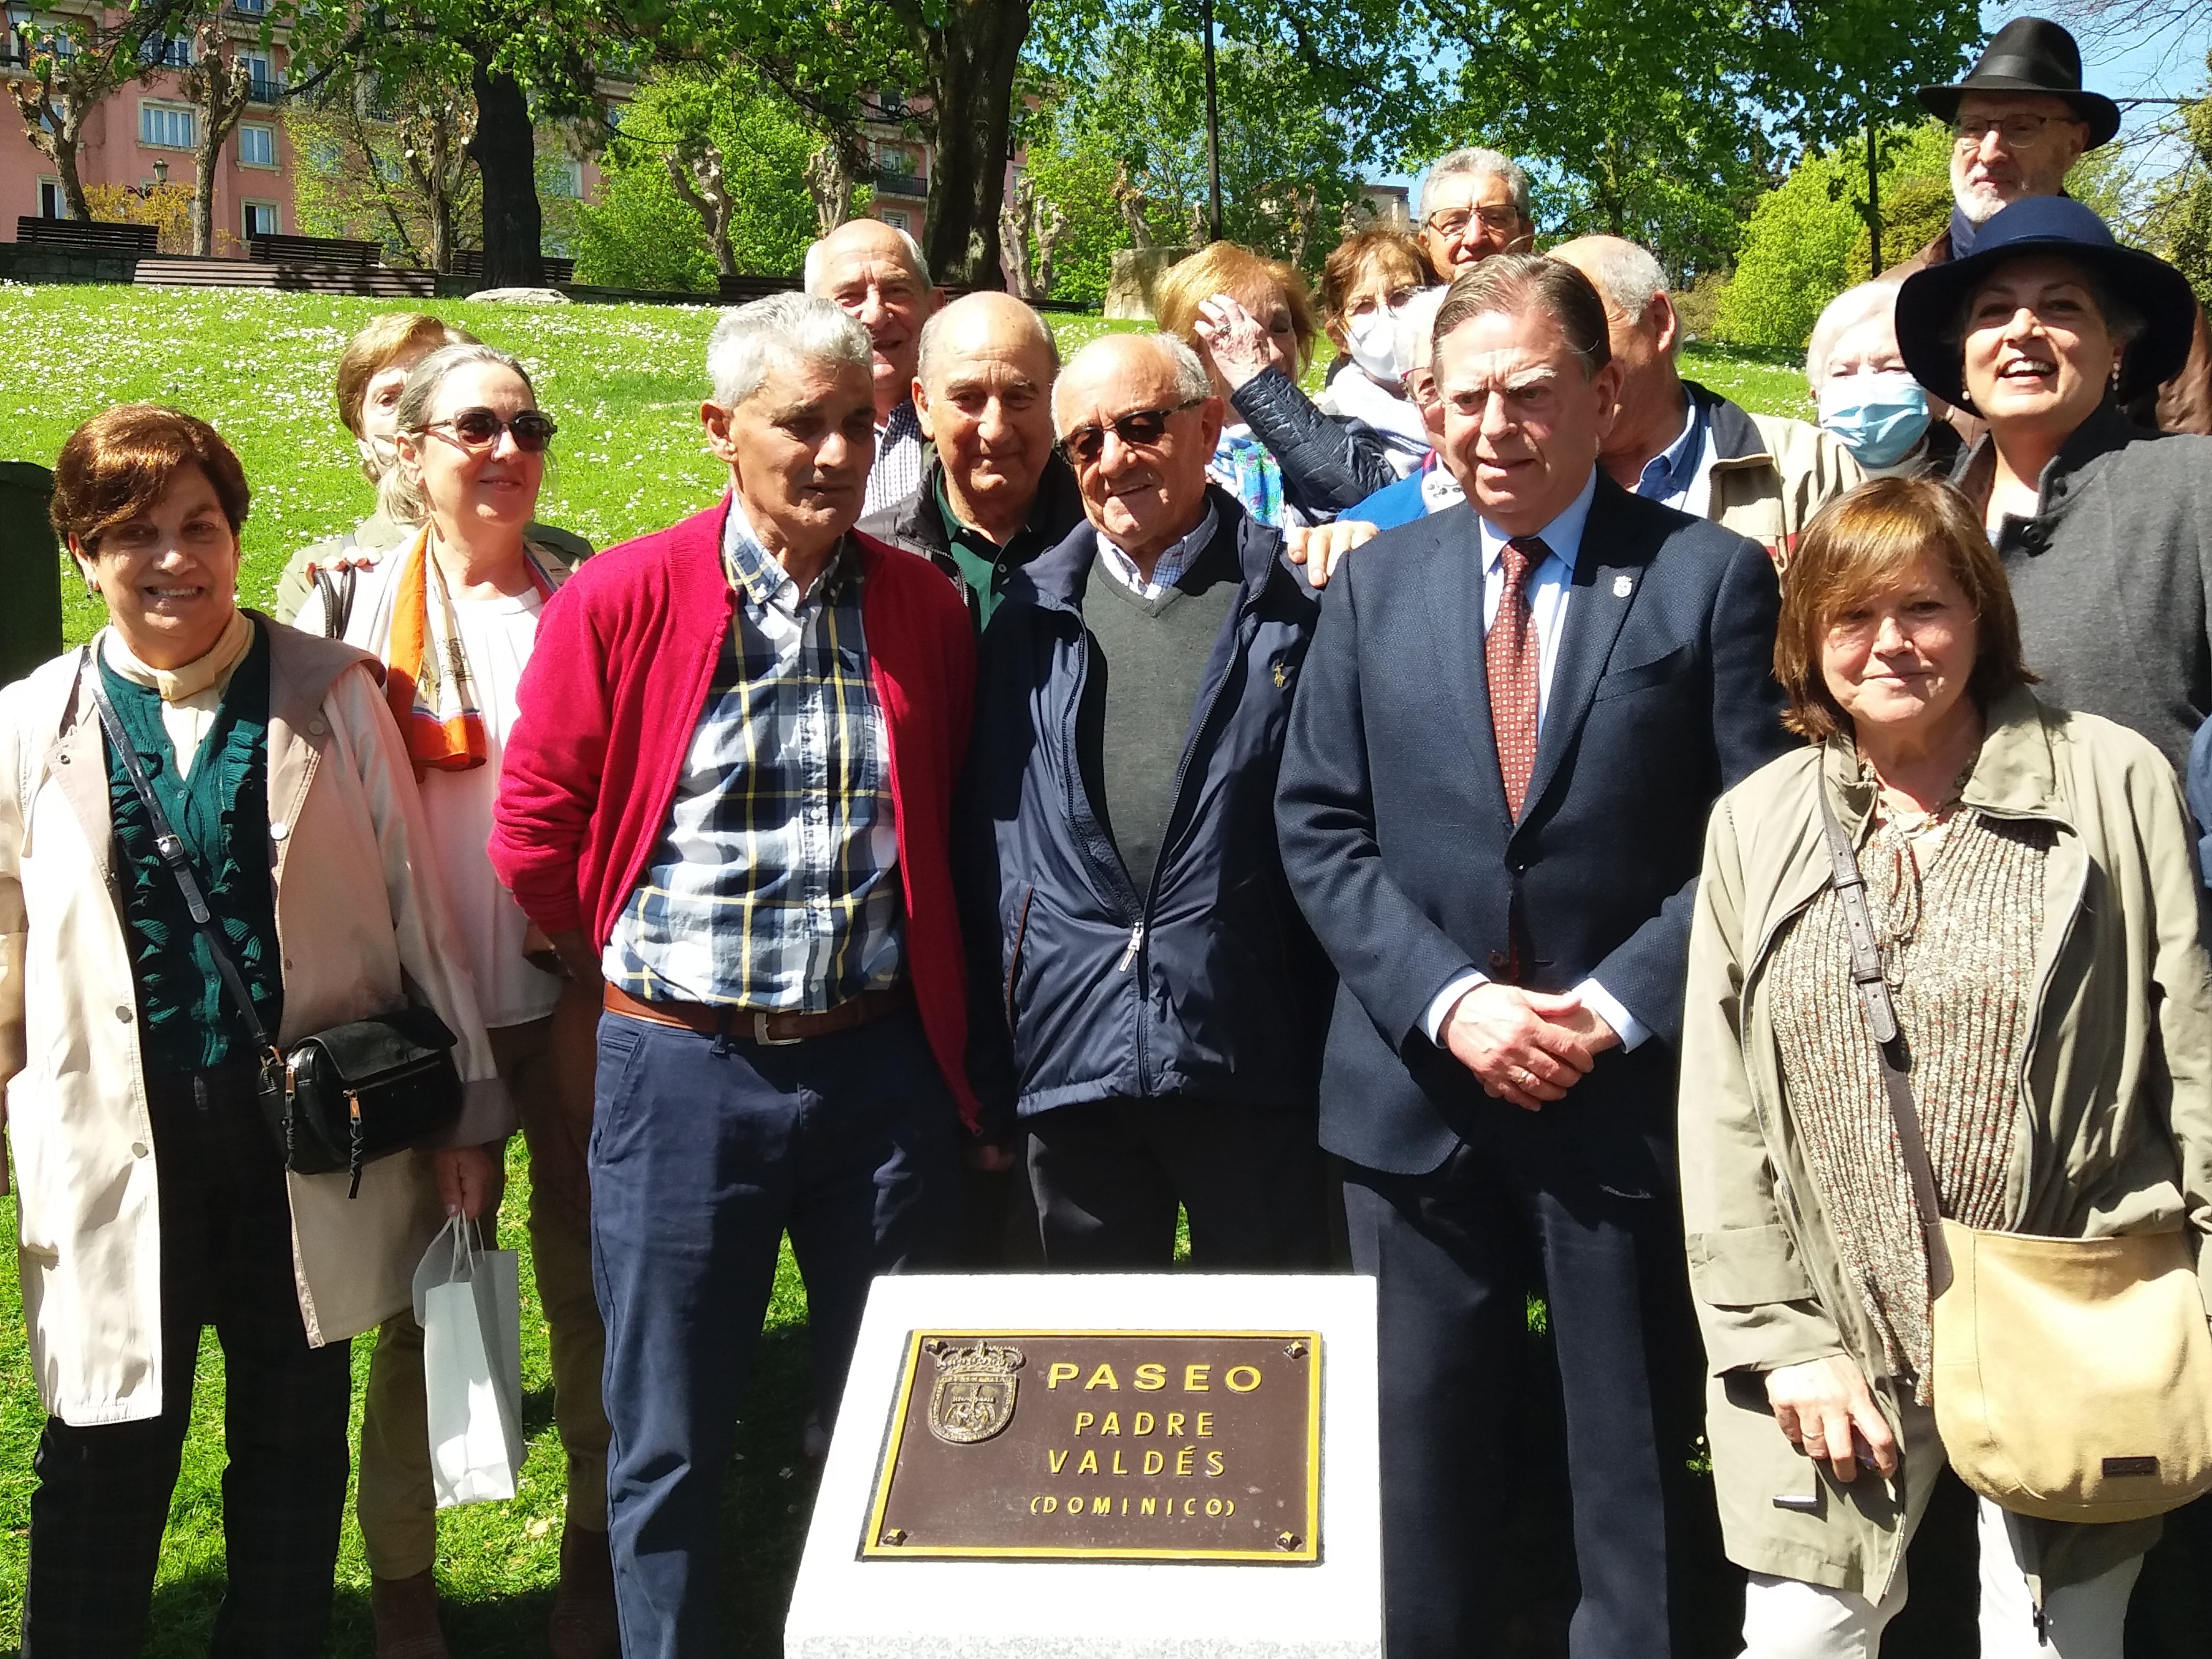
left=1274, top=472, right=1790, bottom=1187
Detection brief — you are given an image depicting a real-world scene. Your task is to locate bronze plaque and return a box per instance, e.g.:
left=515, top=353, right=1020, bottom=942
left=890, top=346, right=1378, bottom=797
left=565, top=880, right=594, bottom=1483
left=861, top=1330, right=1321, bottom=1563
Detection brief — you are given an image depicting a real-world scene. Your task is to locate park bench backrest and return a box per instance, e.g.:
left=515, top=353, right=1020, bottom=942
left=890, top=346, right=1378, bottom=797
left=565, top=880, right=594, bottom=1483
left=15, top=218, right=157, bottom=254
left=248, top=233, right=380, bottom=268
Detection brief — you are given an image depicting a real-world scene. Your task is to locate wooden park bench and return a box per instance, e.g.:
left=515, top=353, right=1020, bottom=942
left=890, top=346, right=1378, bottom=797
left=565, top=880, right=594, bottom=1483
left=718, top=271, right=804, bottom=303
left=248, top=233, right=382, bottom=268
left=14, top=217, right=156, bottom=256
left=450, top=250, right=577, bottom=283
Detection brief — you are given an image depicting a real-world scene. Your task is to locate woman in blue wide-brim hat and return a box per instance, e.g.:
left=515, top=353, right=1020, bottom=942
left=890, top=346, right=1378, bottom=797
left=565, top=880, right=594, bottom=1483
left=1895, top=193, right=2212, bottom=775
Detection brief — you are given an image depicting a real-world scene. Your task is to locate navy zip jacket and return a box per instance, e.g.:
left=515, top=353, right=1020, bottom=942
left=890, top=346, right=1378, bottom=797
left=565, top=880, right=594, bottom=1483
left=955, top=487, right=1331, bottom=1133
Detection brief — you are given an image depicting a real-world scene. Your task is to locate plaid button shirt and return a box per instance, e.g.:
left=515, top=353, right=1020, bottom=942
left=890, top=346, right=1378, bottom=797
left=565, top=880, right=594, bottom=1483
left=863, top=398, right=926, bottom=518
left=603, top=506, right=904, bottom=1009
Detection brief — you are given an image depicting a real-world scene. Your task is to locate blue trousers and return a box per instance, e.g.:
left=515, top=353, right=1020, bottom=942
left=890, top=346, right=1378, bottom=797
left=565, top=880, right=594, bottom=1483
left=589, top=1006, right=959, bottom=1658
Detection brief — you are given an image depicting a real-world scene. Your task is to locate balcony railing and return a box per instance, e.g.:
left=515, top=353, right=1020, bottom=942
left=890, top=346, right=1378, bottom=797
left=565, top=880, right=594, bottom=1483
left=872, top=167, right=925, bottom=197
left=247, top=72, right=283, bottom=103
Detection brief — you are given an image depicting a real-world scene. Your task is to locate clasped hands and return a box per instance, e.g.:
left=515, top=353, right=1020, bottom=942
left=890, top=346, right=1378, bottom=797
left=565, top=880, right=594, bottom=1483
left=1441, top=981, right=1619, bottom=1111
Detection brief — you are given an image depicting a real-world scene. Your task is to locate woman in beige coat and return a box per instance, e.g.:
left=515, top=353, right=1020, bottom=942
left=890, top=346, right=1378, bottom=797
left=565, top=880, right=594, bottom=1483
left=0, top=405, right=507, bottom=1655
left=1680, top=476, right=2212, bottom=1658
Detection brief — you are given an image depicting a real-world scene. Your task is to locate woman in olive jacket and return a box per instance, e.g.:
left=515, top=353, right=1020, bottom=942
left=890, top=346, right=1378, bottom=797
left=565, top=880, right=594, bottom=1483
left=1679, top=477, right=2212, bottom=1658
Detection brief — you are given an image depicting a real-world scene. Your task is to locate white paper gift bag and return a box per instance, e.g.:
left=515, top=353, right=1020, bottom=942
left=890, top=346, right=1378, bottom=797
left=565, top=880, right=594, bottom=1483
left=414, top=1214, right=526, bottom=1508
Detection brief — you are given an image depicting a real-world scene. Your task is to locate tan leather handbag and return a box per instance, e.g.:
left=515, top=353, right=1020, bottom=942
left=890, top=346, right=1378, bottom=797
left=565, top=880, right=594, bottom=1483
left=1819, top=790, right=2212, bottom=1523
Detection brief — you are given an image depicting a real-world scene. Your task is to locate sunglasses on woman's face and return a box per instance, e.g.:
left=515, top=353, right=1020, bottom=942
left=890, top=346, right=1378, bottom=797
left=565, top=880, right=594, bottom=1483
left=421, top=407, right=558, bottom=452
left=1060, top=399, right=1203, bottom=466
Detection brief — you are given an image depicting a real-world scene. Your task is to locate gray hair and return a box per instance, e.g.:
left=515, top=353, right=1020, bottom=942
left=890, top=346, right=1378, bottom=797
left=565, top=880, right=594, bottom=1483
left=1419, top=147, right=1531, bottom=222
left=1051, top=332, right=1210, bottom=438
left=1395, top=285, right=1449, bottom=370
left=1805, top=278, right=1903, bottom=383
left=916, top=294, right=1060, bottom=391
left=707, top=294, right=873, bottom=409
left=803, top=221, right=932, bottom=293
left=381, top=342, right=537, bottom=526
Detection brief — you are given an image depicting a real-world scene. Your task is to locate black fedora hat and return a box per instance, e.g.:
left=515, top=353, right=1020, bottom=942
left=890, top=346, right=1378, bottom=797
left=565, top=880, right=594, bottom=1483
left=1917, top=17, right=2121, bottom=150
left=1895, top=196, right=2197, bottom=414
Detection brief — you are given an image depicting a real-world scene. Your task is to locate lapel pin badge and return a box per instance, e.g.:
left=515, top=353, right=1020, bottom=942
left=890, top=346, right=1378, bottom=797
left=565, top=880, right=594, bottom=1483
left=1613, top=574, right=1634, bottom=599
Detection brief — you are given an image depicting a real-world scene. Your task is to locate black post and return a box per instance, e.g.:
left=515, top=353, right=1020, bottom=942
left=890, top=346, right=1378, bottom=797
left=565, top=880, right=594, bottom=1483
left=1866, top=97, right=1883, bottom=276
left=1200, top=0, right=1223, bottom=242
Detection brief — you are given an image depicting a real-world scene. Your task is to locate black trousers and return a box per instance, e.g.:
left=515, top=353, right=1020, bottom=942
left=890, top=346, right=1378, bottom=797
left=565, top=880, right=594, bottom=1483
left=21, top=1062, right=354, bottom=1659
left=1344, top=1139, right=1699, bottom=1659
left=1026, top=1095, right=1328, bottom=1268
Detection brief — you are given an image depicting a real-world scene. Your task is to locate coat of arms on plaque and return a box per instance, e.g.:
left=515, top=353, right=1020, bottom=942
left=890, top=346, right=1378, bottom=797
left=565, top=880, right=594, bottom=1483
left=925, top=1339, right=1025, bottom=1444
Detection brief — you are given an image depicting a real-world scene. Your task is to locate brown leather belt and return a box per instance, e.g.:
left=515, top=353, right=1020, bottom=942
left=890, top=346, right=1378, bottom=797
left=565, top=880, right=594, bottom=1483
left=602, top=980, right=913, bottom=1047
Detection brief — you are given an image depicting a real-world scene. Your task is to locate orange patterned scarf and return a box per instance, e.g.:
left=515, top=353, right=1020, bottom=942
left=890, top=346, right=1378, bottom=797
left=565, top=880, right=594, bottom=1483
left=383, top=526, right=559, bottom=772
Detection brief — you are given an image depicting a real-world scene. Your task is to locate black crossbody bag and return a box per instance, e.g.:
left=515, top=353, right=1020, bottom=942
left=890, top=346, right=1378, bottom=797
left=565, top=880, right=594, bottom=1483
left=85, top=655, right=462, bottom=1197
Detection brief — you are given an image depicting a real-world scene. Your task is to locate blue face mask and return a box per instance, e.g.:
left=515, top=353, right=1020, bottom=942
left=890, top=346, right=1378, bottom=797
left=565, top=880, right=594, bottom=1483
left=1818, top=372, right=1932, bottom=468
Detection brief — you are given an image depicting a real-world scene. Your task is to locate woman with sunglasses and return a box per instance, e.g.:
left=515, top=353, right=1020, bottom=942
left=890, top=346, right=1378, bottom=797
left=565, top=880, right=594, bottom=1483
left=296, top=343, right=617, bottom=1659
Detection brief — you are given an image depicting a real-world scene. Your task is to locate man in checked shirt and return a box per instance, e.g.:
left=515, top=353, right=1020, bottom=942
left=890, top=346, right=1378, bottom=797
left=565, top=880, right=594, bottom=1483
left=490, top=293, right=984, bottom=1658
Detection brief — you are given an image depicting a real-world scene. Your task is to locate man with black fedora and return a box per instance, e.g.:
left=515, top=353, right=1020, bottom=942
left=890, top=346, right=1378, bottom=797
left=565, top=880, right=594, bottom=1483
left=1897, top=15, right=2211, bottom=436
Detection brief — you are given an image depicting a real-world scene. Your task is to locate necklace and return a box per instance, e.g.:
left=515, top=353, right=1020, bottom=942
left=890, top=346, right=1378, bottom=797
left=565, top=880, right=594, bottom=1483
left=1864, top=754, right=1976, bottom=840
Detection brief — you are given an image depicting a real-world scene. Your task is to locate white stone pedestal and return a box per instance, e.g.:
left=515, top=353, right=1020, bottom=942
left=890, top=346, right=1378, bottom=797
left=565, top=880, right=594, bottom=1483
left=785, top=1274, right=1381, bottom=1659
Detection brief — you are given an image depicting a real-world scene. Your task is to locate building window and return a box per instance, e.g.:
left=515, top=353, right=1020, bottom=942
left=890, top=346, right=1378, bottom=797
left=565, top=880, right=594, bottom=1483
left=881, top=209, right=911, bottom=233
left=244, top=52, right=278, bottom=102
left=139, top=102, right=196, bottom=150
left=36, top=178, right=68, bottom=219
left=231, top=0, right=267, bottom=12
left=243, top=200, right=278, bottom=238
left=140, top=34, right=192, bottom=69
left=544, top=159, right=583, bottom=198
left=239, top=123, right=275, bottom=167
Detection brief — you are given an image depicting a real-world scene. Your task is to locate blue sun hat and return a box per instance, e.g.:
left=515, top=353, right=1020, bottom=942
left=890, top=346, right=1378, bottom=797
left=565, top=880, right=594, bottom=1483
left=1894, top=196, right=2198, bottom=415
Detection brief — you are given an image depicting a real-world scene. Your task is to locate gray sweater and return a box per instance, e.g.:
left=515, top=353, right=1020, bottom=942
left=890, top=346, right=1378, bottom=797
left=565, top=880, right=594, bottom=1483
left=1958, top=403, right=2212, bottom=772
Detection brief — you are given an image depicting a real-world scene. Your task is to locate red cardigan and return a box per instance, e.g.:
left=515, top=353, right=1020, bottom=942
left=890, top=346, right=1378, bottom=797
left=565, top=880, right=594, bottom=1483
left=489, top=497, right=981, bottom=1126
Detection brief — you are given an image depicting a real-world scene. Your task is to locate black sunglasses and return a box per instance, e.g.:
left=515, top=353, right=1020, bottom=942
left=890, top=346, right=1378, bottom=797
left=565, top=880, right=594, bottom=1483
left=420, top=407, right=558, bottom=453
left=1061, top=398, right=1204, bottom=466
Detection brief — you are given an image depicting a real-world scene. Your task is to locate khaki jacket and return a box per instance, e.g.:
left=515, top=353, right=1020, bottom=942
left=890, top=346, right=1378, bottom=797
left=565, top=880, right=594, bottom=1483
left=0, top=620, right=509, bottom=1426
left=1692, top=383, right=1865, bottom=566
left=1680, top=689, right=2212, bottom=1594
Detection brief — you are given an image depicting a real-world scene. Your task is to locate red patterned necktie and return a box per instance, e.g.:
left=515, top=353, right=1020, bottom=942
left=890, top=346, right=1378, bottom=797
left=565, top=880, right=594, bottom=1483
left=1489, top=536, right=1546, bottom=819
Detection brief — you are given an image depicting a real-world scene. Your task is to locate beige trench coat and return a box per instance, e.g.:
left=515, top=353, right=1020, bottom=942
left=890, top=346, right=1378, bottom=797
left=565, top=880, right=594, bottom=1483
left=1680, top=687, right=2212, bottom=1596
left=0, top=619, right=510, bottom=1426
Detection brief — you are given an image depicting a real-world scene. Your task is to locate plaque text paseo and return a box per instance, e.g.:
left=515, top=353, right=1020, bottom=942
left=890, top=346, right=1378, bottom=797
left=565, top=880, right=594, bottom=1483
left=861, top=1330, right=1322, bottom=1563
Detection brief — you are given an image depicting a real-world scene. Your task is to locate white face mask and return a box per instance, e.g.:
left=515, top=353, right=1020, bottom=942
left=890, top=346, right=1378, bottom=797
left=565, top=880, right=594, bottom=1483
left=1347, top=304, right=1409, bottom=385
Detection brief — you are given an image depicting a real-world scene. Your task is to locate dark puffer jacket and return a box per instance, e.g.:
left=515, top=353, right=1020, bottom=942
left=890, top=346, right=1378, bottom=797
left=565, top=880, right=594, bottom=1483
left=955, top=487, right=1331, bottom=1131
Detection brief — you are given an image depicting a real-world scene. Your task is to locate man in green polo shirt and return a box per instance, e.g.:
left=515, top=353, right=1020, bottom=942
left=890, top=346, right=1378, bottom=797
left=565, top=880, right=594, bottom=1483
left=857, top=290, right=1085, bottom=632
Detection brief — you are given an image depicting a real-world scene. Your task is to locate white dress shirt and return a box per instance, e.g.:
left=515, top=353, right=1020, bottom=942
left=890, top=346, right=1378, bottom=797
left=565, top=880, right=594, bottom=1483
left=1096, top=504, right=1218, bottom=601
left=1422, top=468, right=1651, bottom=1054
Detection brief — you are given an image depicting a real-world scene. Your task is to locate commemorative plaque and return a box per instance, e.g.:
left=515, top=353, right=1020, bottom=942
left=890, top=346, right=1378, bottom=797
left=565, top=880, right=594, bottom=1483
left=862, top=1330, right=1321, bottom=1563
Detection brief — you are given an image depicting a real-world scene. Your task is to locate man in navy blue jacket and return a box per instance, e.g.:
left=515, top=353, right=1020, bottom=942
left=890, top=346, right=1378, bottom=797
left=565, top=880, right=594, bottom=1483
left=957, top=331, right=1331, bottom=1268
left=1276, top=256, right=1790, bottom=1657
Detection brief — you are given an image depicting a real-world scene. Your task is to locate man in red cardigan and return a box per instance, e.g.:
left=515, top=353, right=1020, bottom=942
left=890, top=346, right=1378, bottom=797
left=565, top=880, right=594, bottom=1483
left=490, top=294, right=980, bottom=1658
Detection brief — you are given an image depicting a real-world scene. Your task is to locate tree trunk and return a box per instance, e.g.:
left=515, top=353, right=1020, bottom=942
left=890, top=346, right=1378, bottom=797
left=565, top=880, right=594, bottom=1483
left=913, top=0, right=1030, bottom=289
left=54, top=116, right=90, bottom=221
left=192, top=130, right=218, bottom=253
left=468, top=56, right=542, bottom=289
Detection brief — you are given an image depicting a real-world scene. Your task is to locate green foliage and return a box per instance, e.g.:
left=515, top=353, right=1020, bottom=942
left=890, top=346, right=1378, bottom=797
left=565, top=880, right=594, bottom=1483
left=571, top=67, right=827, bottom=290
left=571, top=162, right=718, bottom=292
left=2139, top=55, right=2212, bottom=305
left=1719, top=121, right=1953, bottom=349
left=1014, top=4, right=1373, bottom=292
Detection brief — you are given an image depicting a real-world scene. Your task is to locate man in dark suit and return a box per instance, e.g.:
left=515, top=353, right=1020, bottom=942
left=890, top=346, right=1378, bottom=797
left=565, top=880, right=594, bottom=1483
left=1276, top=255, right=1790, bottom=1657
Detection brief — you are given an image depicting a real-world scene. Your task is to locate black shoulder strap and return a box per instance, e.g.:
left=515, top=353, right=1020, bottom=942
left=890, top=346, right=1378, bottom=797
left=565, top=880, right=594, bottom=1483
left=82, top=647, right=282, bottom=1074
left=1817, top=780, right=1955, bottom=1294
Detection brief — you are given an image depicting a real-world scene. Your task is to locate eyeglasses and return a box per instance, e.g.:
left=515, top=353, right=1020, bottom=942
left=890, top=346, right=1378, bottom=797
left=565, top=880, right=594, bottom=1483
left=1425, top=206, right=1524, bottom=240
left=418, top=407, right=558, bottom=452
left=1953, top=114, right=2078, bottom=149
left=1060, top=399, right=1204, bottom=466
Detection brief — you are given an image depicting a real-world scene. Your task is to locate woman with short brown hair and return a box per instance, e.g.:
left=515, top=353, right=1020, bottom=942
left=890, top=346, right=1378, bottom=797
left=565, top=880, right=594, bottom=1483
left=1680, top=474, right=2212, bottom=1656
left=4, top=404, right=506, bottom=1655
left=1155, top=240, right=1399, bottom=524
left=1312, top=227, right=1436, bottom=476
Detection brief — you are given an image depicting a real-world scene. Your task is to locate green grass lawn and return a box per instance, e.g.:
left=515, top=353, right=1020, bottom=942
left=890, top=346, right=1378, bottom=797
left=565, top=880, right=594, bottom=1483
left=0, top=281, right=1812, bottom=1655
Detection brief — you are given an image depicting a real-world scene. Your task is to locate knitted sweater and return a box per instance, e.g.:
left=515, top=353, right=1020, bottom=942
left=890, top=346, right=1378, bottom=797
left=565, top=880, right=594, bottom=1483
left=1767, top=808, right=2051, bottom=1398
